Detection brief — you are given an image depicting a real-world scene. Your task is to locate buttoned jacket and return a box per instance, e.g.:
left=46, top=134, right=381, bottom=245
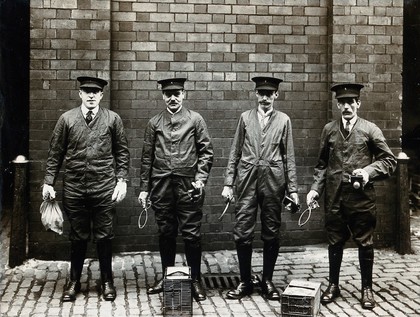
left=44, top=106, right=130, bottom=195
left=311, top=117, right=397, bottom=213
left=140, top=106, right=214, bottom=192
left=224, top=108, right=298, bottom=194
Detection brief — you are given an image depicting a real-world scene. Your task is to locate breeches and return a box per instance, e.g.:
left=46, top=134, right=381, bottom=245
left=63, top=187, right=115, bottom=241
left=150, top=175, right=203, bottom=243
left=233, top=165, right=286, bottom=245
left=326, top=184, right=376, bottom=247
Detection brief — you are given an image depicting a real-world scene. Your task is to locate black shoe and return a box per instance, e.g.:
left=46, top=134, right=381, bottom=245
left=62, top=280, right=81, bottom=302
left=226, top=282, right=253, bottom=300
left=192, top=279, right=207, bottom=301
left=361, top=286, right=375, bottom=310
left=321, top=283, right=341, bottom=304
left=147, top=278, right=164, bottom=295
left=102, top=281, right=116, bottom=301
left=261, top=279, right=280, bottom=301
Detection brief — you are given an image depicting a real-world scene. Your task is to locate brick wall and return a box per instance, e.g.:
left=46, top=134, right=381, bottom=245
left=29, top=0, right=403, bottom=259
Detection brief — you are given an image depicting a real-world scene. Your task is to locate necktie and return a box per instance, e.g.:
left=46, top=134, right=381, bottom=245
left=86, top=111, right=93, bottom=124
left=345, top=120, right=351, bottom=132
left=344, top=120, right=350, bottom=137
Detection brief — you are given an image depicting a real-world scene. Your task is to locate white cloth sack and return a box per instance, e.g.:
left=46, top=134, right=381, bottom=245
left=40, top=199, right=64, bottom=235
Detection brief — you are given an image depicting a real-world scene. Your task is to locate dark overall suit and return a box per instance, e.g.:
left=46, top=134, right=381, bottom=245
left=45, top=106, right=130, bottom=290
left=140, top=106, right=213, bottom=283
left=224, top=108, right=298, bottom=288
left=311, top=117, right=396, bottom=301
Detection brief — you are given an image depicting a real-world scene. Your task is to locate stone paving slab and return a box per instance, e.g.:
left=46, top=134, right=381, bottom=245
left=1, top=241, right=419, bottom=317
left=1, top=212, right=419, bottom=316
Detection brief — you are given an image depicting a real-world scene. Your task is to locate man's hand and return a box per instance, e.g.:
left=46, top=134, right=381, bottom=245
left=221, top=186, right=234, bottom=202
left=112, top=180, right=127, bottom=203
left=138, top=191, right=149, bottom=209
left=352, top=169, right=369, bottom=185
left=306, top=190, right=319, bottom=207
left=42, top=184, right=56, bottom=200
left=188, top=180, right=204, bottom=202
left=290, top=192, right=299, bottom=206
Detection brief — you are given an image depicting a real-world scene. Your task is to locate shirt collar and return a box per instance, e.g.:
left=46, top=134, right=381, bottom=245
left=167, top=105, right=183, bottom=115
left=342, top=115, right=357, bottom=127
left=81, top=105, right=99, bottom=117
left=257, top=105, right=273, bottom=117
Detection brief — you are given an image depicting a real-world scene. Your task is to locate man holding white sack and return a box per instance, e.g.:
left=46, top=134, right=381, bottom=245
left=42, top=76, right=130, bottom=302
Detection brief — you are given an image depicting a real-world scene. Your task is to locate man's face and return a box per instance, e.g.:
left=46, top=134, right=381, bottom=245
left=163, top=89, right=185, bottom=112
left=256, top=89, right=278, bottom=112
left=337, top=97, right=360, bottom=120
left=79, top=88, right=103, bottom=109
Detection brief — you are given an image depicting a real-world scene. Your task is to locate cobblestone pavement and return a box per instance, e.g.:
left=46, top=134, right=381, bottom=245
left=1, top=211, right=419, bottom=317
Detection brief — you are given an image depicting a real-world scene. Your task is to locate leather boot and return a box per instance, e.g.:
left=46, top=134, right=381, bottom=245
left=146, top=279, right=164, bottom=295
left=261, top=240, right=280, bottom=301
left=321, top=244, right=343, bottom=304
left=321, top=283, right=341, bottom=304
left=62, top=280, right=81, bottom=302
left=97, top=239, right=116, bottom=301
left=147, top=236, right=176, bottom=295
left=185, top=240, right=206, bottom=301
left=192, top=279, right=206, bottom=301
left=62, top=240, right=87, bottom=302
left=226, top=243, right=253, bottom=300
left=359, top=246, right=375, bottom=310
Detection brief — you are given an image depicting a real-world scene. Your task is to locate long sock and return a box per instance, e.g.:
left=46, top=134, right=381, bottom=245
left=328, top=244, right=343, bottom=285
left=69, top=240, right=87, bottom=281
left=97, top=239, right=113, bottom=282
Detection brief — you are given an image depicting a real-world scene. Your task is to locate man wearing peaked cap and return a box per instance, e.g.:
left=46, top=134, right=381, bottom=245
left=222, top=76, right=299, bottom=301
left=139, top=77, right=213, bottom=301
left=42, top=75, right=129, bottom=302
left=306, top=82, right=396, bottom=309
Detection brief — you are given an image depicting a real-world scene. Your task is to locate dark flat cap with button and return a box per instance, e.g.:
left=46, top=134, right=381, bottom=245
left=331, top=83, right=364, bottom=99
left=251, top=76, right=283, bottom=91
left=157, top=78, right=187, bottom=91
left=77, top=76, right=108, bottom=90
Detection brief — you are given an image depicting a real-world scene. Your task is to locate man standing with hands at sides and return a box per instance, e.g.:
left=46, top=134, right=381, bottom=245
left=221, top=76, right=299, bottom=301
left=42, top=76, right=130, bottom=302
left=306, top=83, right=396, bottom=309
left=138, top=78, right=213, bottom=301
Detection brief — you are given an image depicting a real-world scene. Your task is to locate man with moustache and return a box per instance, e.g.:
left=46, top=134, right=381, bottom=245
left=42, top=76, right=130, bottom=302
left=306, top=83, right=397, bottom=309
left=222, top=76, right=299, bottom=300
left=138, top=78, right=213, bottom=301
